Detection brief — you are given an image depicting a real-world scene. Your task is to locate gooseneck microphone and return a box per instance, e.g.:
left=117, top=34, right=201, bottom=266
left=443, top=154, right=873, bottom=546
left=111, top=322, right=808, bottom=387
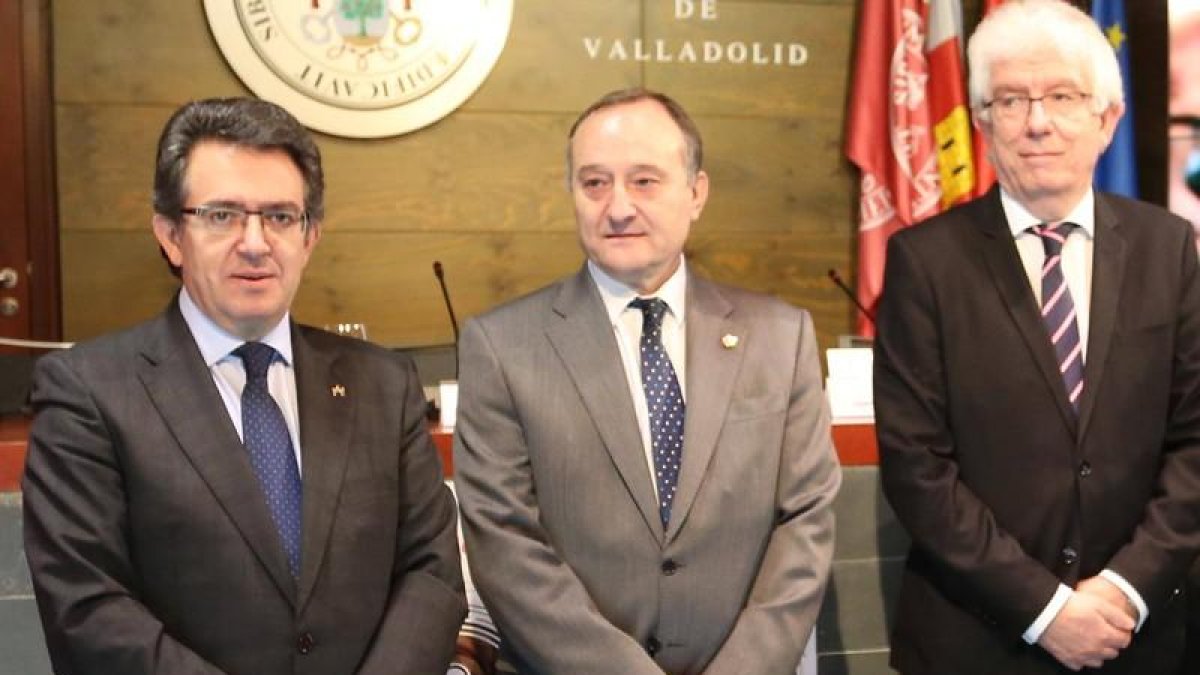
left=432, top=261, right=460, bottom=378
left=827, top=269, right=876, bottom=325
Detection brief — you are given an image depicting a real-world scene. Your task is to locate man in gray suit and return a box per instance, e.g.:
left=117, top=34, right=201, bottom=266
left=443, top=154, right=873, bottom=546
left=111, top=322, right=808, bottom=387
left=22, top=97, right=466, bottom=674
left=453, top=88, right=841, bottom=674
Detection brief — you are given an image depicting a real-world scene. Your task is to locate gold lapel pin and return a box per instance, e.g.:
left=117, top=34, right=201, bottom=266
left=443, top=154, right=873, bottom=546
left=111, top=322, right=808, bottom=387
left=331, top=384, right=346, bottom=397
left=721, top=334, right=739, bottom=349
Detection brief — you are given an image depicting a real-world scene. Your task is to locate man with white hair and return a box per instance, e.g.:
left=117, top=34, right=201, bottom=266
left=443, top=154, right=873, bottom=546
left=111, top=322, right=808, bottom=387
left=875, top=1, right=1200, bottom=673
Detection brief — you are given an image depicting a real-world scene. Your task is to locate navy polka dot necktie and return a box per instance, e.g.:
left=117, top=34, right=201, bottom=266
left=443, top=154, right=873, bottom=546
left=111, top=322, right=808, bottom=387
left=234, top=342, right=303, bottom=578
left=629, top=298, right=685, bottom=528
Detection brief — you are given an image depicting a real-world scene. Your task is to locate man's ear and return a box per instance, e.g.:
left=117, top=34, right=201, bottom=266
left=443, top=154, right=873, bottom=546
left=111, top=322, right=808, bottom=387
left=152, top=214, right=184, bottom=268
left=690, top=170, right=710, bottom=220
left=1098, top=101, right=1126, bottom=150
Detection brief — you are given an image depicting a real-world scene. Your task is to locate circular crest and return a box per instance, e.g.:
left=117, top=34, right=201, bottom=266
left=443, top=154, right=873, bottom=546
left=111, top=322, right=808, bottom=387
left=204, top=0, right=513, bottom=138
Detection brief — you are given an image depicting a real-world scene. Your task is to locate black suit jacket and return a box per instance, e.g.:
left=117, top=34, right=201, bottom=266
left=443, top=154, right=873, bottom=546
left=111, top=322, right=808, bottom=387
left=22, top=300, right=466, bottom=674
left=874, top=188, right=1200, bottom=674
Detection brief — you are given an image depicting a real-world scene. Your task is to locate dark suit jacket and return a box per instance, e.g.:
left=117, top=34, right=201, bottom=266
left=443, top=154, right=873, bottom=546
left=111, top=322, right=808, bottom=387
left=874, top=188, right=1200, bottom=674
left=453, top=268, right=841, bottom=674
left=22, top=300, right=466, bottom=675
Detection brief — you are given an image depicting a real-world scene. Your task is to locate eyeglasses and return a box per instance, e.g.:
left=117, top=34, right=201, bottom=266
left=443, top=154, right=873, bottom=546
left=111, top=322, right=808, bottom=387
left=180, top=204, right=309, bottom=235
left=982, top=90, right=1093, bottom=124
left=1170, top=116, right=1200, bottom=198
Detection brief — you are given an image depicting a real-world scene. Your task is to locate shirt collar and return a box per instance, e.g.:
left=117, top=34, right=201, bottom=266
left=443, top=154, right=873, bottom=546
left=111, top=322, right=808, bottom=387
left=1001, top=187, right=1096, bottom=239
left=587, top=257, right=688, bottom=327
left=178, top=287, right=294, bottom=367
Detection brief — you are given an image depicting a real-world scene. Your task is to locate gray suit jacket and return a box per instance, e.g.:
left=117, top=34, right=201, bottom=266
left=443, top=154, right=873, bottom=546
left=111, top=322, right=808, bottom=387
left=23, top=299, right=466, bottom=675
left=453, top=268, right=841, bottom=674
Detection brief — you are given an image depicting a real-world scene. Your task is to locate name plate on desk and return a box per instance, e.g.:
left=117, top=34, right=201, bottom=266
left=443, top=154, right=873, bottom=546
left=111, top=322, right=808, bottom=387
left=825, top=347, right=874, bottom=423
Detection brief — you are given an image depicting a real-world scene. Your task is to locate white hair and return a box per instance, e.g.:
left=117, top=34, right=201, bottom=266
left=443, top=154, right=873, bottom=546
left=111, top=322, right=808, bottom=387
left=967, top=0, right=1123, bottom=117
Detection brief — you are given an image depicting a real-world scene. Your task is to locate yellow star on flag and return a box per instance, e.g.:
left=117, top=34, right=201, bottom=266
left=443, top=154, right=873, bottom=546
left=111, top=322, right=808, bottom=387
left=1105, top=23, right=1126, bottom=52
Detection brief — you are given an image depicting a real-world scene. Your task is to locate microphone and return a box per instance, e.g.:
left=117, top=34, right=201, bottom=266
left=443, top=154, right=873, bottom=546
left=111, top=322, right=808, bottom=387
left=827, top=269, right=876, bottom=325
left=432, top=261, right=460, bottom=378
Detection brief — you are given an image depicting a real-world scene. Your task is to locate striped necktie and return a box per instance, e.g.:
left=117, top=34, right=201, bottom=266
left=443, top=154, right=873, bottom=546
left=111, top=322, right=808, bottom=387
left=1033, top=223, right=1084, bottom=413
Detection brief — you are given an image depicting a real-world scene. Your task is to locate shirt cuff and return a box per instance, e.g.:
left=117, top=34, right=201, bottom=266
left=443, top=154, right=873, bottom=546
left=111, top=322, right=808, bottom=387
left=1099, top=568, right=1148, bottom=631
left=1023, top=583, right=1073, bottom=644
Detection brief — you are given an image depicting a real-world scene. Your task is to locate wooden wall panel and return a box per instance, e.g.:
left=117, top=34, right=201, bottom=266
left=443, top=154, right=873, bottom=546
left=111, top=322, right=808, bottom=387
left=62, top=227, right=853, bottom=349
left=56, top=104, right=168, bottom=233
left=61, top=230, right=586, bottom=346
left=701, top=114, right=853, bottom=234
left=53, top=0, right=865, bottom=350
left=56, top=104, right=850, bottom=235
left=56, top=103, right=578, bottom=234
left=464, top=1, right=644, bottom=112
left=59, top=231, right=182, bottom=340
left=53, top=0, right=242, bottom=103
left=643, top=1, right=855, bottom=118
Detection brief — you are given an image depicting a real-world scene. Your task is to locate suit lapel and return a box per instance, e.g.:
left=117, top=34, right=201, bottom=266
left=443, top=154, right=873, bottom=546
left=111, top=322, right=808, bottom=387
left=545, top=269, right=664, bottom=540
left=1077, top=196, right=1126, bottom=438
left=667, top=276, right=743, bottom=542
left=291, top=325, right=356, bottom=612
left=138, top=302, right=297, bottom=603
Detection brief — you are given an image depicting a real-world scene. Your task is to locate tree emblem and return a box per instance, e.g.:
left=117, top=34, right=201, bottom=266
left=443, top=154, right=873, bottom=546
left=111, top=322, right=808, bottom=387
left=303, top=0, right=422, bottom=71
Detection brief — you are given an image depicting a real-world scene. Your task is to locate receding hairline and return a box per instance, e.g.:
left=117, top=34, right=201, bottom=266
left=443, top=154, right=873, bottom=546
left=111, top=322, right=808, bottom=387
left=566, top=96, right=698, bottom=184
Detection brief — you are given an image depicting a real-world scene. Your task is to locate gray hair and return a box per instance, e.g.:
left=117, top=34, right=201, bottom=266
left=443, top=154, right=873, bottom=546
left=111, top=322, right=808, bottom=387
left=967, top=0, right=1123, bottom=118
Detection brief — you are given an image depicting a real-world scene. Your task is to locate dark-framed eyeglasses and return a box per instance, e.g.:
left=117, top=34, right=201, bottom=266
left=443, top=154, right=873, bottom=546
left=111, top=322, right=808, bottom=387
left=1170, top=115, right=1200, bottom=198
left=180, top=204, right=309, bottom=235
left=982, top=90, right=1093, bottom=123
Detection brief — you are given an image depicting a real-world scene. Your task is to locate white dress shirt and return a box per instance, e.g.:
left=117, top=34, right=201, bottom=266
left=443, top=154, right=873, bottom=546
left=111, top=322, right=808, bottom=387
left=1000, top=188, right=1148, bottom=642
left=177, top=287, right=304, bottom=473
left=588, top=258, right=688, bottom=502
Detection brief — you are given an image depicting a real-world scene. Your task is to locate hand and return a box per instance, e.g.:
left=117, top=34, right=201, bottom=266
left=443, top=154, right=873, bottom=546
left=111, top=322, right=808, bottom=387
left=1075, top=576, right=1138, bottom=623
left=1038, top=591, right=1133, bottom=670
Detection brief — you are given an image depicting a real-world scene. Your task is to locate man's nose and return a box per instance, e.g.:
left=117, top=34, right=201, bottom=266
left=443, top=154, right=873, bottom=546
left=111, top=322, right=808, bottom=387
left=608, top=183, right=637, bottom=222
left=1025, top=99, right=1053, bottom=134
left=237, top=215, right=271, bottom=254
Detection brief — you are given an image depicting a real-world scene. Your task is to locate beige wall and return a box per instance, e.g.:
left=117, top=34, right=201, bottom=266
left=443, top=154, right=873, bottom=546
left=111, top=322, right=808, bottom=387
left=53, top=0, right=869, bottom=350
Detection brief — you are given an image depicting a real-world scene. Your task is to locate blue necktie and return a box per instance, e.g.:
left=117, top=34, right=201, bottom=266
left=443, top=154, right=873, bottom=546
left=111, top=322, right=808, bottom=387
left=1033, top=223, right=1085, bottom=413
left=630, top=298, right=685, bottom=528
left=235, top=342, right=303, bottom=578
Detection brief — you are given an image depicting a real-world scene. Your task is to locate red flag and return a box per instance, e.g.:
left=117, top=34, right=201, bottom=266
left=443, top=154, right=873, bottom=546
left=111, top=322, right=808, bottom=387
left=846, top=0, right=943, bottom=336
left=846, top=0, right=998, bottom=336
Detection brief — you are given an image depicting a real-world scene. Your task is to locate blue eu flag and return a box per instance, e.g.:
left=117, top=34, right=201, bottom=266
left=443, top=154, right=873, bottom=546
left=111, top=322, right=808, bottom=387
left=1092, top=0, right=1138, bottom=198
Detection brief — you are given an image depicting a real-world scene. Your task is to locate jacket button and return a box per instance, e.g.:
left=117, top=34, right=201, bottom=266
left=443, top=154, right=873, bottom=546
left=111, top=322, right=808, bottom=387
left=1061, top=547, right=1078, bottom=566
left=646, top=637, right=661, bottom=656
left=661, top=559, right=678, bottom=575
left=297, top=632, right=315, bottom=654
left=1079, top=462, right=1092, bottom=477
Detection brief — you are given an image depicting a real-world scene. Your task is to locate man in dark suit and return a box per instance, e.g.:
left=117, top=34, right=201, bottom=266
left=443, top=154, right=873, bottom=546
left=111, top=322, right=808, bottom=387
left=874, top=2, right=1200, bottom=673
left=452, top=88, right=842, bottom=673
left=22, top=97, right=466, bottom=674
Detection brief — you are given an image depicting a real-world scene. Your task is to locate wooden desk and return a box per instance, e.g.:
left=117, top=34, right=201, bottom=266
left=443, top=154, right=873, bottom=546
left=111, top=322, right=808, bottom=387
left=1, top=418, right=878, bottom=492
